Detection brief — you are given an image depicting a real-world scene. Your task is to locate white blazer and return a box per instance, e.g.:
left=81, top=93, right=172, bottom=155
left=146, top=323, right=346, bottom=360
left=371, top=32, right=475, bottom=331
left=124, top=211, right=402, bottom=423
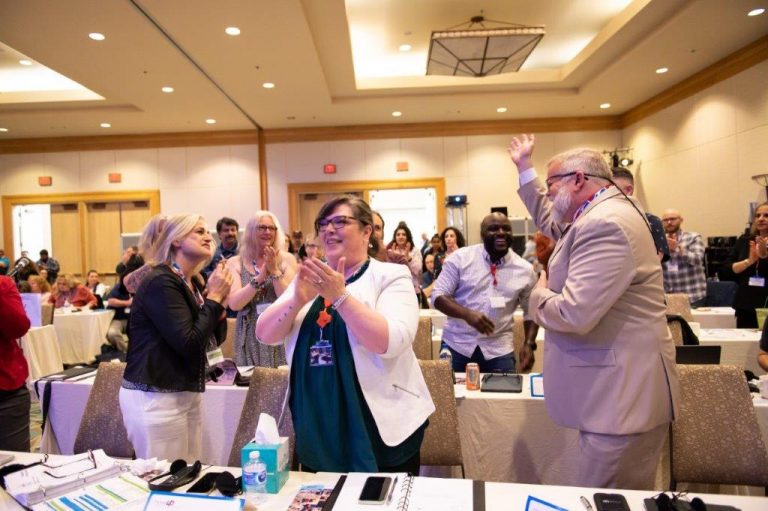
left=269, top=258, right=435, bottom=446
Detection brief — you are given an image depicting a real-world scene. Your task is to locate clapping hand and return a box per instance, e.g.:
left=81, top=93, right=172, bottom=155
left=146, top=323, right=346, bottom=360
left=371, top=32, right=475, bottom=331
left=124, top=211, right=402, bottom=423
left=507, top=134, right=536, bottom=172
left=207, top=260, right=233, bottom=305
left=756, top=236, right=768, bottom=259
left=298, top=256, right=347, bottom=304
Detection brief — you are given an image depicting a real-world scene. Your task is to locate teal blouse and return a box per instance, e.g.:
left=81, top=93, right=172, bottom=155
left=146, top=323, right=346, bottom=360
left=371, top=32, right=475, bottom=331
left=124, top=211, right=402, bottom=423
left=289, top=261, right=427, bottom=472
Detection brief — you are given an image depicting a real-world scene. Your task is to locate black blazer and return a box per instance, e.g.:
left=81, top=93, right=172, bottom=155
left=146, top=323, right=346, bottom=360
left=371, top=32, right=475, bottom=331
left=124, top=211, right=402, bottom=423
left=124, top=265, right=226, bottom=392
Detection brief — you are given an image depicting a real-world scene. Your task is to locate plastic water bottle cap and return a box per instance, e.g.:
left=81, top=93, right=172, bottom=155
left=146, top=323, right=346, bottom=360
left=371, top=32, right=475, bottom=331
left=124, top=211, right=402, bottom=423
left=249, top=451, right=260, bottom=460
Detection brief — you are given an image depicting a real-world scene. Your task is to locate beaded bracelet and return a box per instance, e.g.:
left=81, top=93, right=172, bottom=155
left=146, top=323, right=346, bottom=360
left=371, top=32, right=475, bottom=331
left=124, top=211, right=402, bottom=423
left=332, top=290, right=351, bottom=310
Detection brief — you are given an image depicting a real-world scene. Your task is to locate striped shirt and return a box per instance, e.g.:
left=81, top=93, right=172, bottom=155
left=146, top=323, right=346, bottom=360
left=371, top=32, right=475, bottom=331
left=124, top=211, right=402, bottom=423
left=431, top=244, right=536, bottom=359
left=662, top=230, right=707, bottom=302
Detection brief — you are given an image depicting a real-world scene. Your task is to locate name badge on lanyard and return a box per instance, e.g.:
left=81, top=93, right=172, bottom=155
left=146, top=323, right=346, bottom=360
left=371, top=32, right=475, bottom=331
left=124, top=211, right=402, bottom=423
left=749, top=276, right=766, bottom=287
left=311, top=300, right=334, bottom=367
left=206, top=348, right=225, bottom=366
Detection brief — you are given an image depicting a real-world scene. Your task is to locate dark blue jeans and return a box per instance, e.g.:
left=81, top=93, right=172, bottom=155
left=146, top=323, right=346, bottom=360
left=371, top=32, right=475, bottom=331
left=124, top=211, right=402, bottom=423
left=442, top=342, right=515, bottom=373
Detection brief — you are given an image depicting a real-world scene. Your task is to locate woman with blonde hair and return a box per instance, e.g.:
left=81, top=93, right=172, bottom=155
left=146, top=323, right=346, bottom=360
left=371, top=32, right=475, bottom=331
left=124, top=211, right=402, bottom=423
left=120, top=213, right=232, bottom=460
left=227, top=211, right=297, bottom=366
left=49, top=274, right=98, bottom=309
left=124, top=214, right=167, bottom=294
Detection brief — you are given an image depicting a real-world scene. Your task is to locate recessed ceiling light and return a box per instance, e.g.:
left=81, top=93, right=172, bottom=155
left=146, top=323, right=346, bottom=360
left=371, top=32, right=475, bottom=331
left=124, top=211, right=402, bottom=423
left=656, top=67, right=669, bottom=74
left=161, top=86, right=174, bottom=93
left=19, top=59, right=33, bottom=66
left=225, top=27, right=241, bottom=36
left=748, top=8, right=765, bottom=16
left=599, top=103, right=611, bottom=109
left=89, top=32, right=106, bottom=41
left=0, top=128, right=8, bottom=132
left=100, top=123, right=111, bottom=128
left=206, top=119, right=217, bottom=124
left=399, top=44, right=412, bottom=52
left=497, top=107, right=508, bottom=113
left=262, top=82, right=275, bottom=89
left=392, top=111, right=402, bottom=117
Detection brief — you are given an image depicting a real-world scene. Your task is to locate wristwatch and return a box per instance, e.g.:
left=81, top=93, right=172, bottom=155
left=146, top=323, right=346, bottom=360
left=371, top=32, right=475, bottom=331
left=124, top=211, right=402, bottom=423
left=525, top=341, right=537, bottom=352
left=249, top=276, right=260, bottom=289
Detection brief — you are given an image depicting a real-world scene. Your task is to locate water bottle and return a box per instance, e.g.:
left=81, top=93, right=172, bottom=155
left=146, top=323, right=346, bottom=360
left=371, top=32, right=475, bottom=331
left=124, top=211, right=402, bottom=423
left=242, top=451, right=267, bottom=504
left=439, top=347, right=456, bottom=383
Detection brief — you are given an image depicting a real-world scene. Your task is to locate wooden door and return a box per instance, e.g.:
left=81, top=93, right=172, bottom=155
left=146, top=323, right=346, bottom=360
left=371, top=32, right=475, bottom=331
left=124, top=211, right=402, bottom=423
left=86, top=203, right=121, bottom=274
left=51, top=203, right=82, bottom=276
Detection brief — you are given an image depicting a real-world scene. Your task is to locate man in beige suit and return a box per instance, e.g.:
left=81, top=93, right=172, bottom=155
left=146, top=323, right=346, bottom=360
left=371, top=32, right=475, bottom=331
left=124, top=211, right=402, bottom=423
left=508, top=134, right=679, bottom=490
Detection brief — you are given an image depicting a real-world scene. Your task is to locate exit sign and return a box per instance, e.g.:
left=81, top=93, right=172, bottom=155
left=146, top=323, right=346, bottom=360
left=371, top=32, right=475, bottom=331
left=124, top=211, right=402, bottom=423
left=323, top=164, right=337, bottom=174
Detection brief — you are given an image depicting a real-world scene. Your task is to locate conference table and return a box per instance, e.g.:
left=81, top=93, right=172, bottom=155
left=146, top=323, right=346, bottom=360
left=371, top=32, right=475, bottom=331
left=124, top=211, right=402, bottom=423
left=19, top=325, right=64, bottom=381
left=38, top=371, right=768, bottom=495
left=691, top=307, right=737, bottom=329
left=698, top=328, right=762, bottom=374
left=3, top=452, right=767, bottom=511
left=52, top=309, right=114, bottom=364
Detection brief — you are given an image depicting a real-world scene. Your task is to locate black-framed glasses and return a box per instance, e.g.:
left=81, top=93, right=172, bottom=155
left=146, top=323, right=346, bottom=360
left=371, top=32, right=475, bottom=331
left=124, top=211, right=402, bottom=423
left=42, top=450, right=96, bottom=478
left=545, top=172, right=579, bottom=189
left=317, top=215, right=358, bottom=232
left=257, top=225, right=277, bottom=232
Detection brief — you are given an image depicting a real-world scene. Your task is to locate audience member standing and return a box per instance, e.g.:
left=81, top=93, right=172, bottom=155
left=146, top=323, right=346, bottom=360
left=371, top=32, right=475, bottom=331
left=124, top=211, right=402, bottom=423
left=120, top=214, right=231, bottom=461
left=440, top=226, right=466, bottom=262
left=508, top=134, right=678, bottom=490
left=727, top=202, right=768, bottom=328
left=386, top=222, right=423, bottom=299
left=0, top=275, right=31, bottom=452
left=36, top=249, right=59, bottom=284
left=202, top=217, right=240, bottom=279
left=432, top=213, right=538, bottom=373
left=371, top=212, right=388, bottom=262
left=124, top=215, right=166, bottom=294
left=661, top=209, right=707, bottom=306
left=227, top=212, right=297, bottom=367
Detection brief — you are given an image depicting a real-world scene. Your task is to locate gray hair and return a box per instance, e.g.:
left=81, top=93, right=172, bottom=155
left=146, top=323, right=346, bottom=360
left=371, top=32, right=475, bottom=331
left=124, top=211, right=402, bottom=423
left=547, top=148, right=611, bottom=180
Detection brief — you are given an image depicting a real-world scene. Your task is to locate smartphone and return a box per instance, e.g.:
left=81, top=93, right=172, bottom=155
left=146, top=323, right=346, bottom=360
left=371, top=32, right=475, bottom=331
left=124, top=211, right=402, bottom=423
left=594, top=493, right=630, bottom=511
left=186, top=472, right=221, bottom=493
left=358, top=476, right=393, bottom=505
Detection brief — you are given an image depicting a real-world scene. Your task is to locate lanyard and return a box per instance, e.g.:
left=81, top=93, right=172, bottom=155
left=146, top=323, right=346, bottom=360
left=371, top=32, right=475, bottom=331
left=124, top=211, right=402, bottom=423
left=169, top=262, right=204, bottom=308
left=572, top=186, right=609, bottom=222
left=490, top=263, right=498, bottom=287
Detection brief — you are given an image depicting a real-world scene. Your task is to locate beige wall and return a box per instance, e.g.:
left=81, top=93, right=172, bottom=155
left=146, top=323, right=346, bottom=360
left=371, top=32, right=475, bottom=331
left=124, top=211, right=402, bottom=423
left=623, top=59, right=768, bottom=240
left=0, top=144, right=262, bottom=255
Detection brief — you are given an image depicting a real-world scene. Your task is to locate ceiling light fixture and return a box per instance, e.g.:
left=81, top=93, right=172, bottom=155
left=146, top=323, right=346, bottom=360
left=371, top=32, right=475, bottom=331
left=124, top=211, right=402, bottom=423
left=655, top=67, right=668, bottom=74
left=225, top=27, right=241, bottom=36
left=497, top=107, right=508, bottom=113
left=19, top=59, right=32, bottom=66
left=392, top=111, right=402, bottom=117
left=89, top=32, right=105, bottom=41
left=748, top=8, right=765, bottom=16
left=100, top=123, right=111, bottom=128
left=0, top=128, right=8, bottom=132
left=600, top=103, right=611, bottom=109
left=399, top=44, right=412, bottom=52
left=427, top=15, right=545, bottom=77
left=262, top=82, right=275, bottom=89
left=206, top=119, right=217, bottom=124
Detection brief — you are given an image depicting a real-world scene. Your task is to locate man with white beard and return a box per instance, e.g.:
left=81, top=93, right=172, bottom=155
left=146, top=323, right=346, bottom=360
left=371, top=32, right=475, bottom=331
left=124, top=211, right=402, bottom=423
left=507, top=134, right=679, bottom=490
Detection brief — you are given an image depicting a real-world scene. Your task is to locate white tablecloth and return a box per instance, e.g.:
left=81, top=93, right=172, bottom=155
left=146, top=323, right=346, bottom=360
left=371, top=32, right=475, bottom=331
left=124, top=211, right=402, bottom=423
left=19, top=325, right=63, bottom=381
left=52, top=310, right=114, bottom=364
left=692, top=307, right=737, bottom=329
left=698, top=328, right=762, bottom=374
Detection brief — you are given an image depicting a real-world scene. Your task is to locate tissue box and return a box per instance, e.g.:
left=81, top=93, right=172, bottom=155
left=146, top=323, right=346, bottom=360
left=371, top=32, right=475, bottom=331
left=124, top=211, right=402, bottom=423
left=240, top=437, right=289, bottom=494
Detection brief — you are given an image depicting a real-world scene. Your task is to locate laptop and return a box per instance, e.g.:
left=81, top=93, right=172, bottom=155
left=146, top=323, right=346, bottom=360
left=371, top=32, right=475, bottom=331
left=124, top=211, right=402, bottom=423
left=675, top=345, right=721, bottom=365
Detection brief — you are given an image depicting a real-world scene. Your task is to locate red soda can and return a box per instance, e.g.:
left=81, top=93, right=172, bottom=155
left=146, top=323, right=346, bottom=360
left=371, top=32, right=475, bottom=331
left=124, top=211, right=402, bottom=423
left=466, top=363, right=480, bottom=390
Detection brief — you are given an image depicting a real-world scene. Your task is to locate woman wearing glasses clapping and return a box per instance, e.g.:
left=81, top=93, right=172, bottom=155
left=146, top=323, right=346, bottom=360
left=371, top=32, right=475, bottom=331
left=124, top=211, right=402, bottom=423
left=227, top=212, right=297, bottom=367
left=256, top=196, right=434, bottom=474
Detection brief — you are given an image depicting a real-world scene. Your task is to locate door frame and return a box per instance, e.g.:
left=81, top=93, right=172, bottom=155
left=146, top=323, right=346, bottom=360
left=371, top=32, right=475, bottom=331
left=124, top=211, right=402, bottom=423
left=287, top=178, right=446, bottom=234
left=2, top=190, right=160, bottom=274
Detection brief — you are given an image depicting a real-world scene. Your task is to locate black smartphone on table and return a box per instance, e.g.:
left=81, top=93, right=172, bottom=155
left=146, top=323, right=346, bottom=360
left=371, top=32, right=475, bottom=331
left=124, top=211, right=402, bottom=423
left=594, top=493, right=630, bottom=511
left=358, top=476, right=394, bottom=505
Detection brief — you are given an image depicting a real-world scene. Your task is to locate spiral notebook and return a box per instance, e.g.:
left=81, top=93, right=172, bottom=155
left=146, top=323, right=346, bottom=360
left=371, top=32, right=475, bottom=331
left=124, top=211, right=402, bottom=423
left=327, top=472, right=480, bottom=511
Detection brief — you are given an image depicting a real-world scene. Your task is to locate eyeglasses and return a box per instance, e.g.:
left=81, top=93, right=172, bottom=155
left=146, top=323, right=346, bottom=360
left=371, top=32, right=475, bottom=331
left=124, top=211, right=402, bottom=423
left=317, top=215, right=358, bottom=232
left=257, top=225, right=277, bottom=232
left=42, top=450, right=96, bottom=478
left=545, top=172, right=579, bottom=189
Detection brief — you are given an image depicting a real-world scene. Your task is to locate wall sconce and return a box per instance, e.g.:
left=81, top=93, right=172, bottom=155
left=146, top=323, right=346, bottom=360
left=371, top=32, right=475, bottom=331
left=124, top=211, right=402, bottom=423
left=108, top=172, right=122, bottom=183
left=38, top=176, right=52, bottom=186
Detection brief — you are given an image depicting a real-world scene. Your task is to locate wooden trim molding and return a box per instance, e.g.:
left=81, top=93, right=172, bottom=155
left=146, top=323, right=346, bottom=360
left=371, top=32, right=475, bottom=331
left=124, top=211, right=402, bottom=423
left=2, top=190, right=161, bottom=266
left=265, top=116, right=622, bottom=144
left=287, top=178, right=446, bottom=235
left=258, top=128, right=268, bottom=209
left=0, top=130, right=259, bottom=154
left=621, top=34, right=768, bottom=128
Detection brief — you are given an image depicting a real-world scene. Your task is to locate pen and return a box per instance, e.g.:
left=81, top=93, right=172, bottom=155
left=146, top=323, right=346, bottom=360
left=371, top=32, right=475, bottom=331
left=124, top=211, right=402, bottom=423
left=580, top=495, right=594, bottom=511
left=386, top=476, right=398, bottom=505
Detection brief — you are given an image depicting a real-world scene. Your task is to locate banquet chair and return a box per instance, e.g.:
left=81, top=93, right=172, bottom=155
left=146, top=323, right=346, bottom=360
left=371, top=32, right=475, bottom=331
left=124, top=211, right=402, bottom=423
left=227, top=367, right=294, bottom=467
left=221, top=318, right=237, bottom=360
left=73, top=362, right=134, bottom=459
left=418, top=360, right=465, bottom=477
left=665, top=293, right=693, bottom=321
left=670, top=365, right=768, bottom=494
left=413, top=317, right=433, bottom=360
left=668, top=322, right=684, bottom=346
left=41, top=303, right=54, bottom=326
